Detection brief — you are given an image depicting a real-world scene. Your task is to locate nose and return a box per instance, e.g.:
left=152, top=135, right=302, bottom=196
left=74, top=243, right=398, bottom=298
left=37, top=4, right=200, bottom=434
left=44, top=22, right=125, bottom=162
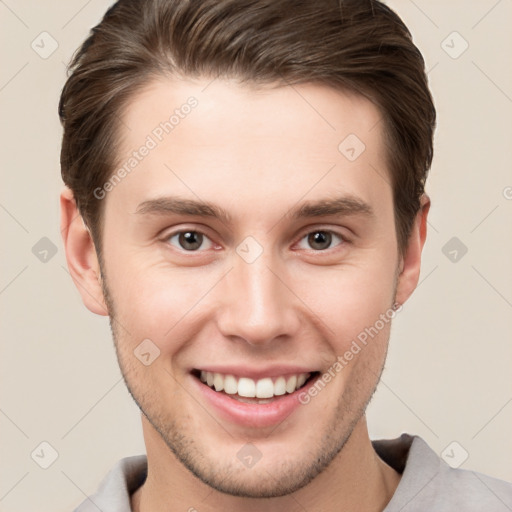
left=216, top=244, right=301, bottom=347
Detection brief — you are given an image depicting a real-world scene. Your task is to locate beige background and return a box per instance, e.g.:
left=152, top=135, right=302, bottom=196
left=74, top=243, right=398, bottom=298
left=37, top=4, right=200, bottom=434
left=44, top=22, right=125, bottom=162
left=1, top=0, right=511, bottom=510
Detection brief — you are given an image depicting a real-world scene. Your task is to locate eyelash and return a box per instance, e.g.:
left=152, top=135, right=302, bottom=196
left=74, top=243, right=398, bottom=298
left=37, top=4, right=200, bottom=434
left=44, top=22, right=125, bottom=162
left=162, top=227, right=350, bottom=254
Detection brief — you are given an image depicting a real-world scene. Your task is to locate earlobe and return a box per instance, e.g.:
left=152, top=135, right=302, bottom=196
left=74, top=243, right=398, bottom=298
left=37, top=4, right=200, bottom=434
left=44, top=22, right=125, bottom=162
left=60, top=187, right=109, bottom=316
left=394, top=194, right=431, bottom=306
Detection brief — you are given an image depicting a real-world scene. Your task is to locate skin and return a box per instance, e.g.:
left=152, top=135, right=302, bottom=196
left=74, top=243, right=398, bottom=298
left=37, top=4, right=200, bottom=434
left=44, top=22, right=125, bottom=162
left=61, top=77, right=430, bottom=512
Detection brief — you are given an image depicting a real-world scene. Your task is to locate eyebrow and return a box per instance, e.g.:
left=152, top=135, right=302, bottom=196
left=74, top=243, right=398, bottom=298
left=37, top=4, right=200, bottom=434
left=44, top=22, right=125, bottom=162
left=134, top=195, right=374, bottom=224
left=292, top=195, right=374, bottom=220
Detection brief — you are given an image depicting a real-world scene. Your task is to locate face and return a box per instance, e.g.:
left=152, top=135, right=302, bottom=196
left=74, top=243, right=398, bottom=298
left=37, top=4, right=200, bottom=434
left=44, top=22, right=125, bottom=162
left=92, top=77, right=407, bottom=497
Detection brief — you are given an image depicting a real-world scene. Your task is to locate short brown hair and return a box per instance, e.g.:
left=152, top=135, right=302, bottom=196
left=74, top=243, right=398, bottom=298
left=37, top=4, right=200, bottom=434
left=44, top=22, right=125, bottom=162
left=59, top=0, right=436, bottom=260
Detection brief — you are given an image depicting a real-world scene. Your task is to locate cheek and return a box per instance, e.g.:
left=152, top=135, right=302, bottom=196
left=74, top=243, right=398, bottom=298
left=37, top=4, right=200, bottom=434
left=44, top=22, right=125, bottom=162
left=292, top=261, right=396, bottom=346
left=105, top=255, right=220, bottom=349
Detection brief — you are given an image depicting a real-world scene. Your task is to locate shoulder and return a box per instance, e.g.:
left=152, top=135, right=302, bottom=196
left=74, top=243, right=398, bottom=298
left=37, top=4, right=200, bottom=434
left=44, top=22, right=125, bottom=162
left=374, top=434, right=512, bottom=511
left=73, top=454, right=147, bottom=512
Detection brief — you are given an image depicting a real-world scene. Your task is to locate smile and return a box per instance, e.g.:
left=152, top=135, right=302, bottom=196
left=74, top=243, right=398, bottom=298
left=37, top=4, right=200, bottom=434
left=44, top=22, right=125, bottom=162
left=191, top=369, right=320, bottom=404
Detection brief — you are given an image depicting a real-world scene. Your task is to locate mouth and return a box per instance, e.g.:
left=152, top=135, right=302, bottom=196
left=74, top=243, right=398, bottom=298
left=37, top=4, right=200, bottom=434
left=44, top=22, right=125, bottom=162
left=191, top=369, right=321, bottom=404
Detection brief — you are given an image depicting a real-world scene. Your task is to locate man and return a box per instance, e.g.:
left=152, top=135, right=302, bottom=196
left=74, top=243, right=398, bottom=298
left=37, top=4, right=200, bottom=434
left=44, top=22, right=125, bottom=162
left=59, top=0, right=512, bottom=510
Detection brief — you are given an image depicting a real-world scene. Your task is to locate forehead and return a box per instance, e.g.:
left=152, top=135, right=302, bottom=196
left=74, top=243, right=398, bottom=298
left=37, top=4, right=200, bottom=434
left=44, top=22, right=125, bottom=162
left=119, top=76, right=383, bottom=153
left=109, top=76, right=390, bottom=222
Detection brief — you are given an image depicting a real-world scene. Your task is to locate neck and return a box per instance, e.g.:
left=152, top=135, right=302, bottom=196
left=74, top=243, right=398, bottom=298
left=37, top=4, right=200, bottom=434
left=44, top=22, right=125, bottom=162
left=131, top=415, right=400, bottom=512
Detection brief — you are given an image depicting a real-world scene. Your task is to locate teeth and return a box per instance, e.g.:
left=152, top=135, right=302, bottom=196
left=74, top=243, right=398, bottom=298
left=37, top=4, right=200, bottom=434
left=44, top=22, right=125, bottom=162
left=285, top=375, right=297, bottom=393
left=213, top=373, right=224, bottom=392
left=238, top=377, right=256, bottom=397
left=255, top=378, right=274, bottom=398
left=224, top=374, right=237, bottom=394
left=274, top=376, right=286, bottom=396
left=198, top=371, right=312, bottom=398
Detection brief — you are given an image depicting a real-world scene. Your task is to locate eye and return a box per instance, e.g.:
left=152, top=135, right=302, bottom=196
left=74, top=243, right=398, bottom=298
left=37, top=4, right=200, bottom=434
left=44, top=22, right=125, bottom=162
left=163, top=228, right=348, bottom=253
left=165, top=230, right=215, bottom=252
left=296, top=230, right=347, bottom=251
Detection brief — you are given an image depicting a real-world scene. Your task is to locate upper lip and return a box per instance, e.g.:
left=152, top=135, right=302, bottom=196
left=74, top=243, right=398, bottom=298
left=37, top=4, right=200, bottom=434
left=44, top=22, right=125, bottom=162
left=191, top=365, right=319, bottom=380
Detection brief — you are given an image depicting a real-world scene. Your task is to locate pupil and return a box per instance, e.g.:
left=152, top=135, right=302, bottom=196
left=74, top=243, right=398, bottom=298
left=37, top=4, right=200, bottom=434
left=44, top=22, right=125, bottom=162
left=180, top=231, right=202, bottom=250
left=309, top=231, right=331, bottom=250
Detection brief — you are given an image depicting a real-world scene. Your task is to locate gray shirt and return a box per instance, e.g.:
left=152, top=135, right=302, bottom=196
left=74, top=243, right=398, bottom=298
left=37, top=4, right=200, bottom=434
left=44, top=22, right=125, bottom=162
left=73, top=433, right=512, bottom=511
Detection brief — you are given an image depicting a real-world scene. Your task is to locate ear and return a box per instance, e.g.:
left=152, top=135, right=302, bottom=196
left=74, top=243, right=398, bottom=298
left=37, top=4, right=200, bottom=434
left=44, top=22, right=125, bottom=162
left=60, top=186, right=108, bottom=316
left=394, top=193, right=430, bottom=306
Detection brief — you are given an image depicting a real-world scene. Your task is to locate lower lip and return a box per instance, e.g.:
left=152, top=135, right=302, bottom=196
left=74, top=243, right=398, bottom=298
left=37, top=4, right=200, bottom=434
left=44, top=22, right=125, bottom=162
left=191, top=373, right=320, bottom=428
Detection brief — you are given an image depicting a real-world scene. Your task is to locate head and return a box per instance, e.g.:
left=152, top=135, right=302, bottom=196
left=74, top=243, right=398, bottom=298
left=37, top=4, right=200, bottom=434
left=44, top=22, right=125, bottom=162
left=60, top=0, right=434, bottom=499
